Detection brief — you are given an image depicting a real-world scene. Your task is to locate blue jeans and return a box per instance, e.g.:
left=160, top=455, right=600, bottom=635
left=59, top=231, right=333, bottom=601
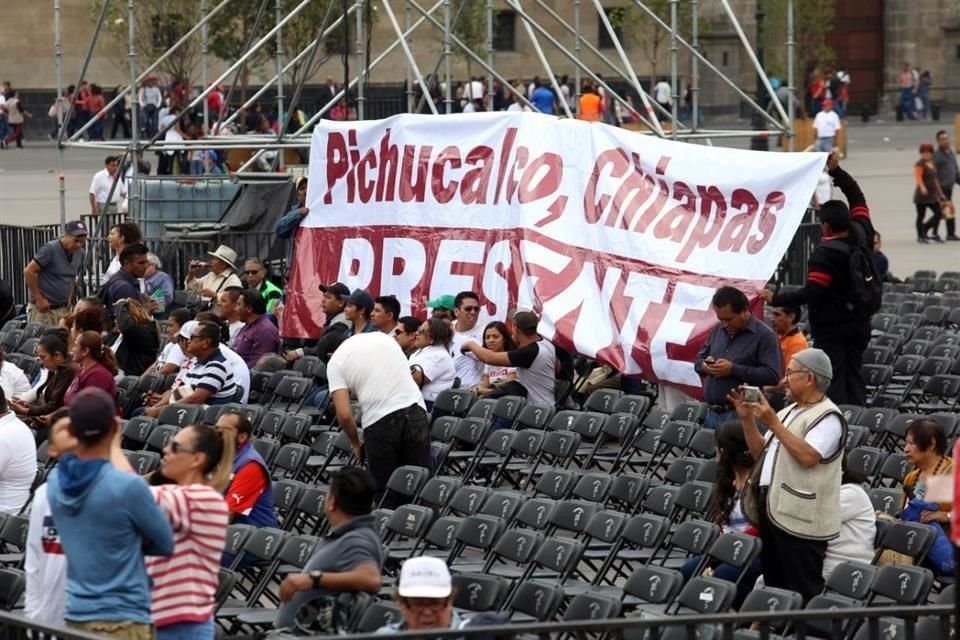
left=157, top=619, right=214, bottom=640
left=704, top=409, right=738, bottom=431
left=816, top=137, right=833, bottom=152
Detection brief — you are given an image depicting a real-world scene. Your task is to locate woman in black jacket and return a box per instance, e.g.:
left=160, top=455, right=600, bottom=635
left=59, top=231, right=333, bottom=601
left=113, top=298, right=160, bottom=376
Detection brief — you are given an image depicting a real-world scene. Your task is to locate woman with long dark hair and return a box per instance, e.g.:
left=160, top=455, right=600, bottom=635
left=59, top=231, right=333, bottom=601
left=113, top=423, right=232, bottom=640
left=409, top=318, right=456, bottom=411
left=475, top=321, right=517, bottom=396
left=680, top=420, right=761, bottom=608
left=113, top=298, right=160, bottom=376
left=151, top=308, right=193, bottom=375
left=9, top=331, right=77, bottom=440
left=65, top=331, right=117, bottom=405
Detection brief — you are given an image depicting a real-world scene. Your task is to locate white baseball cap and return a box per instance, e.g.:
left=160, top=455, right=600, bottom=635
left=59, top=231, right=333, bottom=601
left=398, top=557, right=452, bottom=599
left=178, top=320, right=199, bottom=340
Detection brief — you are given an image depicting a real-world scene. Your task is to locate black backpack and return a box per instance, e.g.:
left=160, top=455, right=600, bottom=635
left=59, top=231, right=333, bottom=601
left=822, top=239, right=883, bottom=318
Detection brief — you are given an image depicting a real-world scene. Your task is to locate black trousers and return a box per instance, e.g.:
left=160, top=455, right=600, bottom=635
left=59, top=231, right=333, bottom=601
left=915, top=201, right=942, bottom=239
left=758, top=491, right=828, bottom=603
left=363, top=403, right=431, bottom=508
left=812, top=324, right=870, bottom=406
left=942, top=185, right=958, bottom=237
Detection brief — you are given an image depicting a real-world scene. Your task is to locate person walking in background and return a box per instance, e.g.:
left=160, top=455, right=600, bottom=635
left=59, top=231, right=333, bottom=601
left=812, top=99, right=840, bottom=152
left=578, top=83, right=602, bottom=122
left=110, top=86, right=131, bottom=139
left=2, top=90, right=28, bottom=148
left=914, top=143, right=945, bottom=243
left=86, top=85, right=106, bottom=141
left=915, top=71, right=932, bottom=120
left=898, top=63, right=916, bottom=120
left=933, top=130, right=960, bottom=241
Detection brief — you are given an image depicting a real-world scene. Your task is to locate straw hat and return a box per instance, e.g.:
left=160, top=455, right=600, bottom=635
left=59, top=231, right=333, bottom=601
left=207, top=245, right=239, bottom=271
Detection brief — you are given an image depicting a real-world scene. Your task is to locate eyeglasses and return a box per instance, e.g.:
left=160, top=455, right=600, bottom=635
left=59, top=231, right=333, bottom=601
left=169, top=440, right=196, bottom=454
left=784, top=368, right=810, bottom=377
left=401, top=597, right=450, bottom=611
left=459, top=305, right=480, bottom=313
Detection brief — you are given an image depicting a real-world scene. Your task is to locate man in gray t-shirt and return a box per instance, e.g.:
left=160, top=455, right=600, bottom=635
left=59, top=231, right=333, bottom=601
left=23, top=221, right=87, bottom=326
left=276, top=468, right=385, bottom=631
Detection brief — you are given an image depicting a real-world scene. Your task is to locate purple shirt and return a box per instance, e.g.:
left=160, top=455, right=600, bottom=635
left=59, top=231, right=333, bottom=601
left=233, top=314, right=280, bottom=367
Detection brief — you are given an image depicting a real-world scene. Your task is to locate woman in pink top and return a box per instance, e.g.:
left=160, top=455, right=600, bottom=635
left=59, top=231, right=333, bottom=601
left=139, top=424, right=233, bottom=640
left=64, top=331, right=117, bottom=406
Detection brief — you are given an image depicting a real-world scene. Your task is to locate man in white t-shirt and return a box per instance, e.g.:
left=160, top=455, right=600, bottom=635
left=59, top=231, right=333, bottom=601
left=732, top=347, right=844, bottom=603
left=448, top=291, right=485, bottom=388
left=88, top=155, right=127, bottom=214
left=327, top=333, right=430, bottom=507
left=653, top=79, right=672, bottom=113
left=812, top=99, right=841, bottom=152
left=0, top=386, right=38, bottom=514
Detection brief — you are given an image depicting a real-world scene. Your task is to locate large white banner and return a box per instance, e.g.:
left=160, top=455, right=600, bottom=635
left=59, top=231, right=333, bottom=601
left=285, top=113, right=824, bottom=395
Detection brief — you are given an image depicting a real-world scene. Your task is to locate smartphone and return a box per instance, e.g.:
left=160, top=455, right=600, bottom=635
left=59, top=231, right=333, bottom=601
left=741, top=385, right=761, bottom=403
left=705, top=356, right=716, bottom=364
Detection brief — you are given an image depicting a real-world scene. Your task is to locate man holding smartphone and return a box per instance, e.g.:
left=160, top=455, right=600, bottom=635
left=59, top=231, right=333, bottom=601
left=695, top=286, right=782, bottom=430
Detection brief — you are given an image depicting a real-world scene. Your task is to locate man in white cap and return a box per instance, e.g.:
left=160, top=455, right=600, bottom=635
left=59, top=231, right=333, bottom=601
left=378, top=556, right=461, bottom=633
left=731, top=347, right=846, bottom=604
left=184, top=244, right=242, bottom=304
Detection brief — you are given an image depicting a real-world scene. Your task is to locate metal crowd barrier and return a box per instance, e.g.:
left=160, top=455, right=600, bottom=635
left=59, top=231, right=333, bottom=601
left=0, top=224, right=60, bottom=308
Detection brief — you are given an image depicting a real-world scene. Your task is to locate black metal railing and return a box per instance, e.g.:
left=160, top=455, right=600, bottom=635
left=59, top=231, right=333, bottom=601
left=776, top=219, right=821, bottom=288
left=0, top=612, right=107, bottom=640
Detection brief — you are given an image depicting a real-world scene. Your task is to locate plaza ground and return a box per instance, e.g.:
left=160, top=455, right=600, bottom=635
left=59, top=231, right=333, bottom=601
left=0, top=114, right=957, bottom=278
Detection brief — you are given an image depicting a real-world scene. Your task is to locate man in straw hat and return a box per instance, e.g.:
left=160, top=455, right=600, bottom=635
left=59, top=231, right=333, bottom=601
left=185, top=244, right=242, bottom=304
left=730, top=347, right=846, bottom=604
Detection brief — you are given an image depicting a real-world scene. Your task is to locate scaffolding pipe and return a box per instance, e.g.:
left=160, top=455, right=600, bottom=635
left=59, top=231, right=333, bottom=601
left=127, top=0, right=138, bottom=209
left=356, top=0, right=366, bottom=119
left=405, top=1, right=414, bottom=112
left=484, top=0, right=659, bottom=129
left=627, top=0, right=785, bottom=132
left=221, top=10, right=348, bottom=129
left=276, top=0, right=285, bottom=169
left=670, top=0, right=679, bottom=137
left=67, top=0, right=234, bottom=142
left=413, top=0, right=469, bottom=115
left=443, top=0, right=453, bottom=113
left=380, top=0, right=439, bottom=114
left=57, top=0, right=112, bottom=148
left=573, top=0, right=581, bottom=114
left=592, top=0, right=666, bottom=136
left=217, top=0, right=271, bottom=129
left=486, top=0, right=494, bottom=111
left=718, top=0, right=789, bottom=127
left=506, top=0, right=572, bottom=118
left=54, top=0, right=66, bottom=227
left=787, top=0, right=796, bottom=151
left=691, top=0, right=699, bottom=131
left=201, top=0, right=210, bottom=135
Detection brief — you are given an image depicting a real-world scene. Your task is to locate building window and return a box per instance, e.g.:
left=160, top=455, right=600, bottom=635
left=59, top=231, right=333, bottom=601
left=598, top=7, right=626, bottom=49
left=493, top=11, right=516, bottom=51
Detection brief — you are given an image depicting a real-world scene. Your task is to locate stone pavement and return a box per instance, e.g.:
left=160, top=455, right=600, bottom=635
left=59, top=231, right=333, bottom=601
left=0, top=115, right=957, bottom=277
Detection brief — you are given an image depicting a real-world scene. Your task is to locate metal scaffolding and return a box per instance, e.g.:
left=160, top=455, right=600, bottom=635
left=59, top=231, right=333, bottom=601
left=54, top=0, right=795, bottom=226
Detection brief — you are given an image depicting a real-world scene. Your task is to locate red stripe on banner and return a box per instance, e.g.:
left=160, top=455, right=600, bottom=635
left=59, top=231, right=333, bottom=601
left=281, top=225, right=769, bottom=398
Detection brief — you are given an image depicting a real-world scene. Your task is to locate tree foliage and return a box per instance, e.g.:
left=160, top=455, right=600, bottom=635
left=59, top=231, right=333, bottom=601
left=92, top=0, right=202, bottom=86
left=613, top=1, right=709, bottom=86
left=761, top=0, right=835, bottom=99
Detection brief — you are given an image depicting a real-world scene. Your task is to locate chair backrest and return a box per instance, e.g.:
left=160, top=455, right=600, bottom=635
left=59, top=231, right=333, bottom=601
left=675, top=481, right=715, bottom=516
left=531, top=535, right=583, bottom=574
left=385, top=504, right=435, bottom=542
left=125, top=450, right=161, bottom=476
left=869, top=564, right=934, bottom=605
left=563, top=593, right=621, bottom=621
left=417, top=476, right=462, bottom=510
left=158, top=403, right=204, bottom=428
left=272, top=443, right=310, bottom=477
left=354, top=601, right=403, bottom=633
left=706, top=530, right=762, bottom=569
left=868, top=488, right=902, bottom=517
left=433, top=388, right=477, bottom=417
left=251, top=438, right=279, bottom=465
left=608, top=474, right=650, bottom=511
left=877, top=521, right=936, bottom=562
left=572, top=473, right=614, bottom=503
left=622, top=513, right=671, bottom=550
left=214, top=568, right=238, bottom=609
left=450, top=417, right=488, bottom=448
left=121, top=416, right=157, bottom=448
left=280, top=414, right=312, bottom=443
left=738, top=586, right=803, bottom=617
left=236, top=527, right=289, bottom=564
left=669, top=519, right=721, bottom=557
left=602, top=412, right=639, bottom=442
left=273, top=479, right=306, bottom=514
left=583, top=388, right=623, bottom=413
left=613, top=394, right=651, bottom=418
left=642, top=485, right=679, bottom=517
left=675, top=576, right=736, bottom=613
left=847, top=446, right=885, bottom=477
left=534, top=469, right=576, bottom=500
left=825, top=560, right=878, bottom=600
left=510, top=429, right=546, bottom=457
left=539, top=430, right=581, bottom=462
left=492, top=395, right=526, bottom=422
left=272, top=375, right=311, bottom=403
left=583, top=510, right=628, bottom=544
left=570, top=412, right=608, bottom=440
left=383, top=465, right=430, bottom=502
left=144, top=425, right=178, bottom=452
left=513, top=498, right=557, bottom=530
left=430, top=416, right=461, bottom=442
left=480, top=490, right=525, bottom=522
left=623, top=565, right=684, bottom=605
left=514, top=404, right=556, bottom=430
left=548, top=410, right=582, bottom=432
left=422, top=516, right=463, bottom=551
left=670, top=401, right=708, bottom=424
left=257, top=409, right=288, bottom=438
left=455, top=514, right=504, bottom=552
left=506, top=581, right=564, bottom=621
left=688, top=429, right=717, bottom=458
left=0, top=568, right=25, bottom=611
left=467, top=398, right=496, bottom=421
left=664, top=458, right=704, bottom=486
left=452, top=573, right=507, bottom=612
left=276, top=534, right=318, bottom=567
left=549, top=501, right=599, bottom=535
left=660, top=420, right=700, bottom=449
left=489, top=528, right=544, bottom=564
left=222, top=524, right=254, bottom=557
left=447, top=485, right=491, bottom=516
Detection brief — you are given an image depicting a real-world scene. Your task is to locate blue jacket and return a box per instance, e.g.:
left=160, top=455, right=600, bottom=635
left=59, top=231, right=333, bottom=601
left=47, top=455, right=174, bottom=623
left=232, top=442, right=279, bottom=529
left=275, top=205, right=306, bottom=267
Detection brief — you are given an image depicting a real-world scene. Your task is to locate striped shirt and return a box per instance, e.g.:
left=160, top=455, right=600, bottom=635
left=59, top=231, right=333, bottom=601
left=183, top=349, right=236, bottom=405
left=147, top=484, right=229, bottom=628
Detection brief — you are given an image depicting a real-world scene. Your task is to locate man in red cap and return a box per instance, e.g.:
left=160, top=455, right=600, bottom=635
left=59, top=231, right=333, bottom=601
left=813, top=99, right=841, bottom=153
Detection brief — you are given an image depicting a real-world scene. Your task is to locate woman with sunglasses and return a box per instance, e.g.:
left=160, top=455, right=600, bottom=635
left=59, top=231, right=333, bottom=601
left=113, top=423, right=232, bottom=640
left=409, top=318, right=456, bottom=412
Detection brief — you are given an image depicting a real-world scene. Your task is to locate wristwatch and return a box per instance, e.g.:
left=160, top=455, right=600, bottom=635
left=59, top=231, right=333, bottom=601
left=308, top=570, right=324, bottom=590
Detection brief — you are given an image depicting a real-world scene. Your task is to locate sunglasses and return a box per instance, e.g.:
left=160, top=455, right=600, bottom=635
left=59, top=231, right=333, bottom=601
left=169, top=440, right=196, bottom=454
left=459, top=305, right=480, bottom=313
left=243, top=270, right=261, bottom=276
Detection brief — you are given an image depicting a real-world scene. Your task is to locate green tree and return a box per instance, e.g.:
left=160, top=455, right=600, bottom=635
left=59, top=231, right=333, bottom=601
left=616, top=1, right=707, bottom=86
left=92, top=0, right=202, bottom=86
left=206, top=0, right=272, bottom=100
left=761, top=0, right=835, bottom=113
left=451, top=0, right=488, bottom=80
